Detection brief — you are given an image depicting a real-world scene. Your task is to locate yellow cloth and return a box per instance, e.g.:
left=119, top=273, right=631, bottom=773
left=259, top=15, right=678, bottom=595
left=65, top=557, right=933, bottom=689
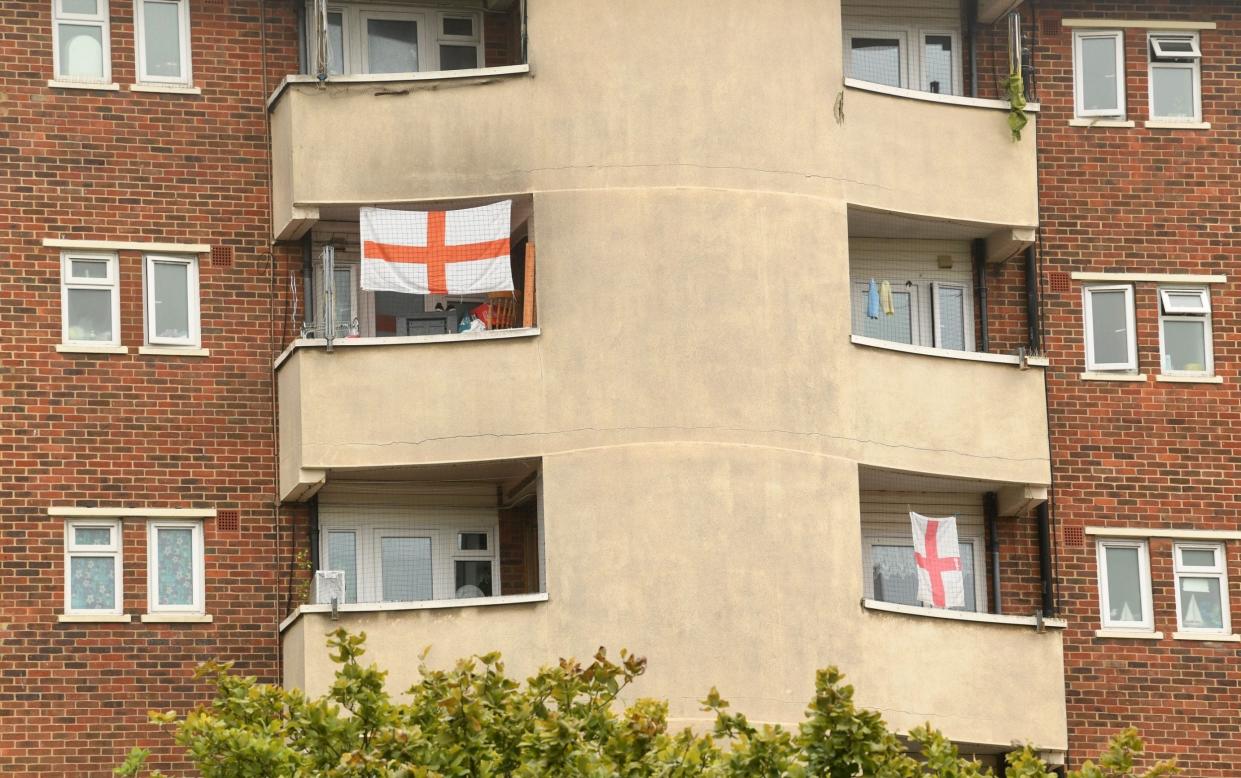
left=879, top=280, right=894, bottom=315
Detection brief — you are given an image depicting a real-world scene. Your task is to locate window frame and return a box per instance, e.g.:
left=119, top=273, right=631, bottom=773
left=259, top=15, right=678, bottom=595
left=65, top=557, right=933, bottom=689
left=930, top=280, right=974, bottom=351
left=64, top=519, right=123, bottom=615
left=861, top=532, right=986, bottom=613
left=1147, top=32, right=1202, bottom=123
left=311, top=3, right=486, bottom=76
left=133, top=0, right=193, bottom=86
left=1096, top=539, right=1154, bottom=631
left=323, top=528, right=359, bottom=604
left=143, top=253, right=200, bottom=347
left=852, top=280, right=923, bottom=347
left=61, top=251, right=121, bottom=347
left=51, top=0, right=112, bottom=84
left=436, top=11, right=482, bottom=70
left=843, top=26, right=912, bottom=89
left=1072, top=29, right=1126, bottom=118
left=1082, top=284, right=1137, bottom=372
left=1158, top=286, right=1213, bottom=377
left=917, top=28, right=963, bottom=96
left=376, top=527, right=437, bottom=603
left=146, top=520, right=205, bottom=614
left=1173, top=542, right=1230, bottom=635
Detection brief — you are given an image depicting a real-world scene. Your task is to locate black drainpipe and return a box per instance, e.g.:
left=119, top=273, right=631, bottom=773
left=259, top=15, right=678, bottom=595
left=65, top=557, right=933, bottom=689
left=308, top=495, right=321, bottom=571
left=301, top=232, right=314, bottom=330
left=1025, top=246, right=1041, bottom=353
left=984, top=492, right=1001, bottom=614
left=972, top=238, right=989, bottom=352
left=295, top=0, right=308, bottom=75
left=968, top=0, right=979, bottom=97
left=1037, top=502, right=1054, bottom=616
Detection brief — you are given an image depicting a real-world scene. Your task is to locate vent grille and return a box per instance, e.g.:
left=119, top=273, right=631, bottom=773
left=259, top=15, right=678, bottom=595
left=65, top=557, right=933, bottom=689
left=1041, top=17, right=1060, bottom=38
left=211, top=246, right=235, bottom=268
left=1064, top=526, right=1085, bottom=547
left=217, top=510, right=240, bottom=532
left=1048, top=271, right=1071, bottom=294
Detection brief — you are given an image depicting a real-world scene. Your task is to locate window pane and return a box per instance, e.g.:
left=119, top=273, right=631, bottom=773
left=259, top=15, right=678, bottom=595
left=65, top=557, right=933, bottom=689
left=61, top=0, right=99, bottom=14
left=74, top=527, right=111, bottom=545
left=1152, top=67, right=1194, bottom=118
left=1182, top=548, right=1217, bottom=567
left=1104, top=546, right=1144, bottom=622
left=142, top=1, right=183, bottom=79
left=850, top=38, right=902, bottom=87
left=367, top=18, right=419, bottom=74
left=152, top=261, right=190, bottom=339
left=923, top=35, right=954, bottom=94
left=156, top=528, right=195, bottom=606
left=70, top=556, right=115, bottom=610
left=439, top=44, right=478, bottom=71
left=936, top=285, right=967, bottom=350
left=1163, top=319, right=1207, bottom=372
left=857, top=288, right=914, bottom=344
left=458, top=532, right=487, bottom=551
left=326, top=531, right=357, bottom=604
left=380, top=536, right=432, bottom=601
left=1179, top=576, right=1224, bottom=630
left=67, top=288, right=113, bottom=342
left=455, top=560, right=493, bottom=597
left=333, top=268, right=352, bottom=336
left=1089, top=290, right=1130, bottom=365
left=871, top=543, right=975, bottom=612
left=327, top=12, right=344, bottom=75
left=58, top=23, right=104, bottom=80
left=70, top=259, right=109, bottom=279
left=442, top=17, right=473, bottom=36
left=1162, top=290, right=1208, bottom=313
left=1081, top=36, right=1119, bottom=111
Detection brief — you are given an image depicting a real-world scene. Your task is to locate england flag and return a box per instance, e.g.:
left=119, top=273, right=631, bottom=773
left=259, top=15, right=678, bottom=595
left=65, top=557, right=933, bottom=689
left=909, top=512, right=966, bottom=609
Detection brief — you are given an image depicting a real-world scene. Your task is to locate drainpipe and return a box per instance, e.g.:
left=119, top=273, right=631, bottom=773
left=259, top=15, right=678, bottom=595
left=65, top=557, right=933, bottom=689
left=972, top=238, right=989, bottom=352
left=968, top=0, right=979, bottom=97
left=1037, top=502, right=1054, bottom=616
left=1025, top=246, right=1041, bottom=353
left=985, top=492, right=1001, bottom=614
left=295, top=0, right=308, bottom=75
left=308, top=495, right=320, bottom=570
left=301, top=233, right=313, bottom=331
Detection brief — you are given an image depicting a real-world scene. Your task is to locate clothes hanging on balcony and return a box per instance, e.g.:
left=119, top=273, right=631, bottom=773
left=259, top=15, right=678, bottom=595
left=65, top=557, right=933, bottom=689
left=879, top=280, right=894, bottom=315
left=866, top=278, right=880, bottom=319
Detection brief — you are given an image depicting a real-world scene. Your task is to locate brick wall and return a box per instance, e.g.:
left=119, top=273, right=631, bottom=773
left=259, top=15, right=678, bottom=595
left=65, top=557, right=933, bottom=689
left=0, top=0, right=300, bottom=773
left=1031, top=0, right=1241, bottom=772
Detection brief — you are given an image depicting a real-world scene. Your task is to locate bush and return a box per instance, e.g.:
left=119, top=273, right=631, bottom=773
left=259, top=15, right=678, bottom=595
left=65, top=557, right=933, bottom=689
left=116, top=629, right=1176, bottom=777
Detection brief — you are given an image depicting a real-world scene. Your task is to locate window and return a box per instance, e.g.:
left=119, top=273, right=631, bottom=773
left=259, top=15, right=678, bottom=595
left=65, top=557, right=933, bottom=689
left=61, top=251, right=120, bottom=347
left=1083, top=285, right=1137, bottom=371
left=920, top=32, right=957, bottom=95
left=1158, top=287, right=1212, bottom=376
left=134, top=0, right=192, bottom=85
left=313, top=4, right=483, bottom=75
left=864, top=536, right=983, bottom=612
left=1073, top=30, right=1125, bottom=118
left=854, top=282, right=920, bottom=345
left=844, top=27, right=962, bottom=95
left=1173, top=543, right=1229, bottom=634
left=52, top=0, right=111, bottom=84
left=325, top=530, right=358, bottom=604
left=1097, top=539, right=1153, bottom=630
left=65, top=520, right=123, bottom=614
left=437, top=13, right=481, bottom=71
left=144, top=254, right=200, bottom=347
left=1148, top=32, right=1201, bottom=122
left=379, top=532, right=433, bottom=601
left=147, top=521, right=204, bottom=614
left=931, top=281, right=973, bottom=351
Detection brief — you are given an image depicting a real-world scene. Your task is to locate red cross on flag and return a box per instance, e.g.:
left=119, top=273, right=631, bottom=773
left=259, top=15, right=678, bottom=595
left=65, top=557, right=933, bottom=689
left=910, top=512, right=965, bottom=609
left=359, top=201, right=514, bottom=295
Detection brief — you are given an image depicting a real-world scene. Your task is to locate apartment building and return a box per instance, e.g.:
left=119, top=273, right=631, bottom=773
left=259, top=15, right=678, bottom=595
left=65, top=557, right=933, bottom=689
left=0, top=1, right=298, bottom=774
left=272, top=0, right=1066, bottom=767
left=1029, top=1, right=1241, bottom=773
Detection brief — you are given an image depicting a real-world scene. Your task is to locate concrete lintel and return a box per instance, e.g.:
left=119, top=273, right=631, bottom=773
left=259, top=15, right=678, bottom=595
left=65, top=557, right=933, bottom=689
left=985, top=227, right=1037, bottom=264
left=997, top=484, right=1048, bottom=518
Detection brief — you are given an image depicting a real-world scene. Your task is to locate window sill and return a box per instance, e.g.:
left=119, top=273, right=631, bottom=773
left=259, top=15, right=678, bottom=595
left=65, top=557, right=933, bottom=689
left=1173, top=631, right=1241, bottom=642
left=274, top=327, right=541, bottom=370
left=1156, top=374, right=1222, bottom=384
left=842, top=78, right=1041, bottom=112
left=861, top=599, right=1067, bottom=629
left=849, top=335, right=1045, bottom=367
left=129, top=83, right=202, bottom=95
left=56, top=344, right=129, bottom=355
left=138, top=346, right=210, bottom=357
left=1094, top=629, right=1163, bottom=640
left=58, top=613, right=131, bottom=623
left=1081, top=371, right=1146, bottom=381
left=267, top=63, right=531, bottom=110
left=48, top=80, right=120, bottom=91
left=140, top=613, right=213, bottom=623
left=279, top=592, right=549, bottom=632
left=1145, top=121, right=1210, bottom=130
left=1069, top=118, right=1135, bottom=128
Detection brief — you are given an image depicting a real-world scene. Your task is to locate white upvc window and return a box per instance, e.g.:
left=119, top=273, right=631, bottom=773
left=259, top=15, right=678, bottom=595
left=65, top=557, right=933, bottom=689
left=61, top=251, right=121, bottom=347
left=147, top=520, right=205, bottom=614
left=144, top=254, right=200, bottom=347
left=1083, top=284, right=1137, bottom=371
left=931, top=281, right=974, bottom=351
left=134, top=0, right=192, bottom=85
left=65, top=520, right=123, bottom=615
left=843, top=25, right=962, bottom=95
left=52, top=0, right=112, bottom=84
left=862, top=533, right=985, bottom=613
left=1148, top=32, right=1202, bottom=123
left=1073, top=30, right=1125, bottom=118
left=1173, top=543, right=1230, bottom=634
left=1097, top=539, right=1154, bottom=630
left=437, top=12, right=482, bottom=71
left=1158, top=287, right=1212, bottom=376
left=311, top=3, right=483, bottom=76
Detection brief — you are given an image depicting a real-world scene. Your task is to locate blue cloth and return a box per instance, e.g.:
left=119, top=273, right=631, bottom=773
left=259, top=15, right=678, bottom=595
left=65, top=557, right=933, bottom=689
left=866, top=278, right=881, bottom=319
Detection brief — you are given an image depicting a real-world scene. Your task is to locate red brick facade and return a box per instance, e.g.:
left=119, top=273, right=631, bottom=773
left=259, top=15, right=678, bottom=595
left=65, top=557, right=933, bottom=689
left=1031, top=1, right=1241, bottom=773
left=0, top=0, right=299, bottom=773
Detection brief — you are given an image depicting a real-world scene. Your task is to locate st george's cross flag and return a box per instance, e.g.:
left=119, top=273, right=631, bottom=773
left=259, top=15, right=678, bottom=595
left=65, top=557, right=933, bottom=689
left=909, top=512, right=965, bottom=609
left=360, top=201, right=514, bottom=295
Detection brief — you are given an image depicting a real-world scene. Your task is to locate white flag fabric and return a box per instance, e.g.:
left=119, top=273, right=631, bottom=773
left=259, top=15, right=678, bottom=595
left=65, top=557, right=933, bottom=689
left=909, top=512, right=965, bottom=609
left=359, top=201, right=514, bottom=295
